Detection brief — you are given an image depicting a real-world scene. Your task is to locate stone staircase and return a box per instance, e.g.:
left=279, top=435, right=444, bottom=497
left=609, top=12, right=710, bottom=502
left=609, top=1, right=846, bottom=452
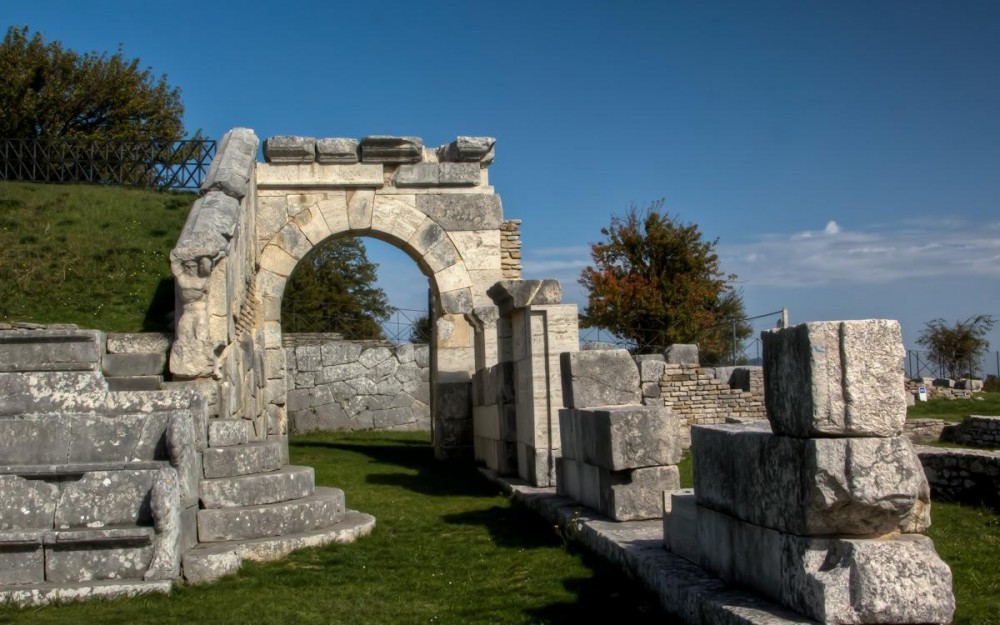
left=182, top=418, right=374, bottom=583
left=0, top=327, right=374, bottom=603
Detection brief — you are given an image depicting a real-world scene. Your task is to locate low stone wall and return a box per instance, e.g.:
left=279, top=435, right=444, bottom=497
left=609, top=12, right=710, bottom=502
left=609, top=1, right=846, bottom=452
left=916, top=445, right=1000, bottom=509
left=656, top=363, right=766, bottom=446
left=904, top=418, right=949, bottom=444
left=947, top=415, right=1000, bottom=448
left=284, top=336, right=430, bottom=433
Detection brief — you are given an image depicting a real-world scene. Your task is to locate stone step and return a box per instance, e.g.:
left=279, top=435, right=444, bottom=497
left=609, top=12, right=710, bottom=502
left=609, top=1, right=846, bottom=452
left=0, top=526, right=155, bottom=585
left=202, top=440, right=284, bottom=479
left=0, top=578, right=172, bottom=607
left=0, top=329, right=103, bottom=373
left=102, top=352, right=167, bottom=377
left=183, top=509, right=375, bottom=583
left=200, top=465, right=315, bottom=509
left=208, top=418, right=250, bottom=448
left=106, top=376, right=163, bottom=392
left=197, top=487, right=345, bottom=543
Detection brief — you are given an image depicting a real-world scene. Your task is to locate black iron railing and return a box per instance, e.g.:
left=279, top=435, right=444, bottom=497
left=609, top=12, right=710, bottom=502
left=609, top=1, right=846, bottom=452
left=0, top=138, right=216, bottom=190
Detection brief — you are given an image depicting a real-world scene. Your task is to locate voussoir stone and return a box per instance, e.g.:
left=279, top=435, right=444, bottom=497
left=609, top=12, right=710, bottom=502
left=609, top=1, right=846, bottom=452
left=692, top=422, right=931, bottom=536
left=763, top=319, right=907, bottom=438
left=415, top=194, right=502, bottom=230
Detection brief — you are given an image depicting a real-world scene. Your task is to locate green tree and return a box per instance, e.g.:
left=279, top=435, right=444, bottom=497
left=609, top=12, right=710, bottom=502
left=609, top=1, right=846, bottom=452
left=281, top=237, right=394, bottom=338
left=917, top=315, right=996, bottom=379
left=0, top=26, right=187, bottom=142
left=579, top=200, right=750, bottom=363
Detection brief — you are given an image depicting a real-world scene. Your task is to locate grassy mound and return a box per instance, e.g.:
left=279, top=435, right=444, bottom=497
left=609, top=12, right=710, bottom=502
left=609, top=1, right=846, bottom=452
left=0, top=181, right=193, bottom=332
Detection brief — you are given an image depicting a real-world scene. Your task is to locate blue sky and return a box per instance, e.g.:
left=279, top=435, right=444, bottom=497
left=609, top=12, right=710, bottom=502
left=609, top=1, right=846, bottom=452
left=7, top=1, right=1000, bottom=360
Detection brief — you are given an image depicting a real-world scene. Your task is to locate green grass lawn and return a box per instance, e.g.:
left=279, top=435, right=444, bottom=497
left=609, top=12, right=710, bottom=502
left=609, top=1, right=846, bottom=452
left=0, top=181, right=192, bottom=332
left=907, top=392, right=1000, bottom=423
left=0, top=432, right=674, bottom=625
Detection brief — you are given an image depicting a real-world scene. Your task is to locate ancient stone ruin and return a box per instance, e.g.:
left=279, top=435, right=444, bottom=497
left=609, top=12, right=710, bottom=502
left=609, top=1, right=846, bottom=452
left=0, top=126, right=959, bottom=624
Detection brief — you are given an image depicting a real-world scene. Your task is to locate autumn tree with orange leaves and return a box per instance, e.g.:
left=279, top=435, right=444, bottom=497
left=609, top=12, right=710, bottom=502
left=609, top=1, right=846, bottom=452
left=579, top=201, right=750, bottom=363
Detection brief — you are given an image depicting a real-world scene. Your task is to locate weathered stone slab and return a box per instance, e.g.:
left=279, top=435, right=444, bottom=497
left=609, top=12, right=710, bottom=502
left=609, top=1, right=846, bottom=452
left=692, top=422, right=930, bottom=535
left=415, top=194, right=502, bottom=230
left=255, top=163, right=384, bottom=188
left=197, top=487, right=345, bottom=542
left=697, top=504, right=955, bottom=624
left=0, top=330, right=103, bottom=372
left=663, top=489, right=698, bottom=564
left=44, top=528, right=155, bottom=582
left=664, top=344, right=699, bottom=364
left=0, top=476, right=58, bottom=530
left=0, top=416, right=73, bottom=464
left=54, top=470, right=156, bottom=528
left=360, top=135, right=423, bottom=163
left=0, top=537, right=44, bottom=583
left=486, top=280, right=562, bottom=315
left=105, top=333, right=172, bottom=355
left=207, top=418, right=249, bottom=447
left=199, top=465, right=314, bottom=509
left=579, top=406, right=682, bottom=470
left=395, top=163, right=480, bottom=187
left=316, top=138, right=359, bottom=164
left=263, top=136, right=316, bottom=163
left=438, top=136, right=496, bottom=163
left=200, top=127, right=258, bottom=200
left=763, top=320, right=907, bottom=438
left=102, top=353, right=167, bottom=377
left=202, top=440, right=284, bottom=478
left=560, top=349, right=641, bottom=409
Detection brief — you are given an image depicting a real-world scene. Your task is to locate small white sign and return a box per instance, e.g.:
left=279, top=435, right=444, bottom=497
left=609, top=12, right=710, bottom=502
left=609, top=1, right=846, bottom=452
left=917, top=386, right=928, bottom=402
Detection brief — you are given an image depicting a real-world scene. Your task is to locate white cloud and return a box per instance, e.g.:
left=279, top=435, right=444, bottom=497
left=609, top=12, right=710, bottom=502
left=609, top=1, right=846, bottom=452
left=720, top=218, right=1000, bottom=288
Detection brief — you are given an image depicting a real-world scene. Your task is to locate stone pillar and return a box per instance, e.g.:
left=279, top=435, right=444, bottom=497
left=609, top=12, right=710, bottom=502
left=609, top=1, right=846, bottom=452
left=488, top=280, right=578, bottom=486
left=672, top=319, right=955, bottom=624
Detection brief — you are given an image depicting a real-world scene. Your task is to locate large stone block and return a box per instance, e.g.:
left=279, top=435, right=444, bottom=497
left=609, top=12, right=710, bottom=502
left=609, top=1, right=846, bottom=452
left=360, top=135, right=423, bottom=163
left=102, top=352, right=167, bottom=377
left=579, top=406, right=682, bottom=470
left=200, top=127, right=258, bottom=200
left=438, top=136, right=496, bottom=163
left=692, top=422, right=930, bottom=535
left=44, top=528, right=154, bottom=582
left=664, top=344, right=699, bottom=364
left=197, top=487, right=345, bottom=543
left=0, top=329, right=103, bottom=372
left=763, top=320, right=907, bottom=438
left=54, top=470, right=157, bottom=528
left=171, top=191, right=241, bottom=262
left=662, top=489, right=699, bottom=564
left=202, top=440, right=284, bottom=478
left=316, top=138, right=359, bottom=164
left=415, top=194, right=503, bottom=230
left=697, top=504, right=955, bottom=624
left=263, top=136, right=316, bottom=163
left=599, top=465, right=679, bottom=521
left=199, top=465, right=314, bottom=509
left=486, top=279, right=561, bottom=315
left=560, top=349, right=641, bottom=409
left=0, top=537, right=44, bottom=584
left=0, top=476, right=58, bottom=530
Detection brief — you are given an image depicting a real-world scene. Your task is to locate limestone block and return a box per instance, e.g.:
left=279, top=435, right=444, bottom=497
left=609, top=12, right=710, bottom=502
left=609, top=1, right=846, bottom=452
left=321, top=341, right=363, bottom=366
left=697, top=505, right=955, bottom=624
left=274, top=220, right=312, bottom=260
left=200, top=127, right=258, bottom=200
left=295, top=345, right=322, bottom=372
left=440, top=288, right=474, bottom=315
left=638, top=358, right=667, bottom=383
left=171, top=191, right=241, bottom=262
left=438, top=381, right=471, bottom=421
left=105, top=333, right=172, bottom=355
left=415, top=194, right=502, bottom=230
left=102, top=352, right=167, bottom=377
left=208, top=418, right=250, bottom=447
left=438, top=136, right=496, bottom=163
left=371, top=194, right=424, bottom=242
left=54, top=470, right=156, bottom=528
left=315, top=193, right=349, bottom=234
left=423, top=236, right=461, bottom=273
left=145, top=467, right=182, bottom=581
left=579, top=406, right=682, bottom=470
left=293, top=205, right=332, bottom=246
left=393, top=162, right=480, bottom=187
left=263, top=136, right=316, bottom=163
left=316, top=138, right=359, bottom=164
left=663, top=489, right=699, bottom=564
left=0, top=330, right=103, bottom=373
left=664, top=344, right=699, bottom=364
left=692, top=422, right=931, bottom=535
left=72, top=412, right=171, bottom=463
left=473, top=405, right=502, bottom=440
left=600, top=465, right=680, bottom=521
left=435, top=264, right=473, bottom=293
left=558, top=409, right=583, bottom=461
left=360, top=135, right=423, bottom=163
left=560, top=349, right=641, bottom=409
left=347, top=188, right=375, bottom=231
left=763, top=320, right=907, bottom=438
left=202, top=440, right=284, bottom=478
left=486, top=279, right=562, bottom=315
left=0, top=476, right=58, bottom=530
left=255, top=162, right=383, bottom=188
left=439, top=162, right=481, bottom=186
left=199, top=465, right=314, bottom=509
left=0, top=416, right=73, bottom=463
left=44, top=529, right=155, bottom=582
left=0, top=538, right=44, bottom=584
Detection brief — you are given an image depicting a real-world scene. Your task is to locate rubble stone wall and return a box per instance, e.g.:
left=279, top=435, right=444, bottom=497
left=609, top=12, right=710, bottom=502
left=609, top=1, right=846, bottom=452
left=283, top=336, right=430, bottom=433
left=654, top=363, right=766, bottom=445
left=916, top=445, right=1000, bottom=509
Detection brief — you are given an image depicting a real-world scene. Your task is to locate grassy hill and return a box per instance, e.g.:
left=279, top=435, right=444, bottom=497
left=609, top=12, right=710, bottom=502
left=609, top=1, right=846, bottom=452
left=0, top=181, right=193, bottom=332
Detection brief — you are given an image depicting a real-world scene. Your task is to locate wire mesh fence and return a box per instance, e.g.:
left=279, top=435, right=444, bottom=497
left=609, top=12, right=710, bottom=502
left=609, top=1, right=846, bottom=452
left=0, top=138, right=216, bottom=190
left=281, top=306, right=430, bottom=345
left=905, top=349, right=1000, bottom=380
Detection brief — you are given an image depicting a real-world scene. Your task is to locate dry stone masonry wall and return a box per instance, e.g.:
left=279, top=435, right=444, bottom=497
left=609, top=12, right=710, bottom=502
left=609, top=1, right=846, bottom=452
left=283, top=337, right=430, bottom=433
left=665, top=319, right=955, bottom=624
left=915, top=445, right=1000, bottom=509
left=499, top=219, right=522, bottom=279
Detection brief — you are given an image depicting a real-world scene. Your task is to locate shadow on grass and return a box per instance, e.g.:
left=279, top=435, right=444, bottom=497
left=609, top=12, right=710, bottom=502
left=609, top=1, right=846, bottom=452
left=442, top=504, right=566, bottom=549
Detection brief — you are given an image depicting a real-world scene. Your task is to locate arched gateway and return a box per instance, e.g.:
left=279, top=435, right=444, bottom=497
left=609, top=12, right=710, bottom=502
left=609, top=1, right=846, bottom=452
left=169, top=129, right=577, bottom=477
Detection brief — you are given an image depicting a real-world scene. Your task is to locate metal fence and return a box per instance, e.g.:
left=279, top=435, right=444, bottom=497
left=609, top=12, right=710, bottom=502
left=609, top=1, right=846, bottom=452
left=281, top=306, right=430, bottom=345
left=0, top=138, right=216, bottom=190
left=905, top=349, right=1000, bottom=380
